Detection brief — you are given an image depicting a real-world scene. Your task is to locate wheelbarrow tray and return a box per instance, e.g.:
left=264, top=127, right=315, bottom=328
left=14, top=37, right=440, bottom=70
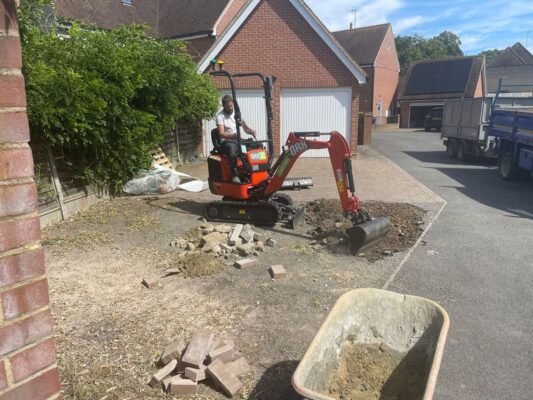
left=292, top=288, right=449, bottom=400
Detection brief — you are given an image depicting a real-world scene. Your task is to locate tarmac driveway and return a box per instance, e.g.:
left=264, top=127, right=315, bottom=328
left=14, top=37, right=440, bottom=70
left=373, top=129, right=533, bottom=400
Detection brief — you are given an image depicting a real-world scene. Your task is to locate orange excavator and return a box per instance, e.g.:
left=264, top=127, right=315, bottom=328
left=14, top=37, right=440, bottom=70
left=206, top=62, right=390, bottom=253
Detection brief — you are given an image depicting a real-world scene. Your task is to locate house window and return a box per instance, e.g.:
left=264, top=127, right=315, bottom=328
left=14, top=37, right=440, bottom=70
left=122, top=0, right=133, bottom=6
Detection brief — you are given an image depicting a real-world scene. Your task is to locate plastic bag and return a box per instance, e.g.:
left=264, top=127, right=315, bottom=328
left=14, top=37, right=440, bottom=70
left=123, top=165, right=181, bottom=195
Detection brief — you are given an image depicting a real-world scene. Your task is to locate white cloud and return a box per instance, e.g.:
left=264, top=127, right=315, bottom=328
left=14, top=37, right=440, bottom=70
left=394, top=16, right=431, bottom=33
left=305, top=0, right=403, bottom=31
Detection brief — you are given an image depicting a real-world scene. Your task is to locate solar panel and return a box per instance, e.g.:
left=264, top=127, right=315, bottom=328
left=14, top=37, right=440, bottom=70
left=405, top=58, right=474, bottom=96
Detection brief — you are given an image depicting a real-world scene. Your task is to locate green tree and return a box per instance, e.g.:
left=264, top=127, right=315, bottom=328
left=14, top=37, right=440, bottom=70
left=18, top=0, right=219, bottom=192
left=479, top=49, right=501, bottom=63
left=395, top=31, right=464, bottom=75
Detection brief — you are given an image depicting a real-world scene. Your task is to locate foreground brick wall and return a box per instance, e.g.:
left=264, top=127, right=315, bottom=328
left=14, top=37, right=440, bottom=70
left=0, top=1, right=62, bottom=399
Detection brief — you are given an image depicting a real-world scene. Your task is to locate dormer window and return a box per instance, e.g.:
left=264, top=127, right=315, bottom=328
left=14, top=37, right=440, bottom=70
left=122, top=0, right=133, bottom=6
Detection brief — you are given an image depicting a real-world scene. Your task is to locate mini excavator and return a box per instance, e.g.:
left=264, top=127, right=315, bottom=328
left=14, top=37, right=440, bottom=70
left=206, top=61, right=390, bottom=253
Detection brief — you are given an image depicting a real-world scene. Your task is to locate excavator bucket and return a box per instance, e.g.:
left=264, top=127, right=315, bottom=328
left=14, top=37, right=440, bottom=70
left=346, top=216, right=391, bottom=254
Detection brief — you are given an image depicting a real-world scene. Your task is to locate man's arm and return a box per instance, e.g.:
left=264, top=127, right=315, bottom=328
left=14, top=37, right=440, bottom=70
left=240, top=120, right=256, bottom=138
left=217, top=124, right=236, bottom=140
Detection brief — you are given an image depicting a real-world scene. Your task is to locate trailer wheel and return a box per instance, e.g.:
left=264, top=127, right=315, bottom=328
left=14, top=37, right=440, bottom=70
left=446, top=140, right=457, bottom=158
left=457, top=141, right=469, bottom=162
left=498, top=152, right=520, bottom=181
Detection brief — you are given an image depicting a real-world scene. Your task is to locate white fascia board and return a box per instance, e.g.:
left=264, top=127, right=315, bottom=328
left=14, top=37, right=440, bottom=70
left=197, top=0, right=261, bottom=73
left=288, top=0, right=366, bottom=84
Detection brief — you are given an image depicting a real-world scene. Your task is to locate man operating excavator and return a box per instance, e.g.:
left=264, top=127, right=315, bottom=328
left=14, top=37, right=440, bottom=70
left=216, top=95, right=256, bottom=184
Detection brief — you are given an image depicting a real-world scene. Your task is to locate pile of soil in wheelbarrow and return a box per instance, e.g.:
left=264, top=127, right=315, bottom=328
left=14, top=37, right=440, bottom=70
left=301, top=199, right=425, bottom=262
left=326, top=342, right=426, bottom=400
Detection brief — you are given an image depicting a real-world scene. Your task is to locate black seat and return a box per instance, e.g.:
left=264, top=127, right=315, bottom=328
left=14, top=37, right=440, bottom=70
left=211, top=128, right=222, bottom=155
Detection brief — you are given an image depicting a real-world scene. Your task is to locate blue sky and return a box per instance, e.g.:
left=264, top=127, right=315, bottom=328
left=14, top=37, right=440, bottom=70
left=305, top=0, right=533, bottom=55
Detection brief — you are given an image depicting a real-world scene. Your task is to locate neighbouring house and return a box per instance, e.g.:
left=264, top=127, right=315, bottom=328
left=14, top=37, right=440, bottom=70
left=397, top=56, right=486, bottom=128
left=332, top=23, right=400, bottom=126
left=488, top=42, right=533, bottom=68
left=485, top=42, right=533, bottom=107
left=55, top=0, right=367, bottom=157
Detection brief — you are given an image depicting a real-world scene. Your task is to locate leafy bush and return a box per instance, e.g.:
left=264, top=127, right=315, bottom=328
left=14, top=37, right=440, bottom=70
left=19, top=1, right=219, bottom=192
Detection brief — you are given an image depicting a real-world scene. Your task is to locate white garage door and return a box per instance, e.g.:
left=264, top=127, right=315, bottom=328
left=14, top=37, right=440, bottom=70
left=204, top=90, right=267, bottom=156
left=281, top=88, right=352, bottom=157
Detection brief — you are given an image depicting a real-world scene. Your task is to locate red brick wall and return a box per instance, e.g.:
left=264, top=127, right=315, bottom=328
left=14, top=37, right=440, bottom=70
left=0, top=1, right=61, bottom=399
left=209, top=0, right=360, bottom=155
left=216, top=0, right=249, bottom=35
left=359, top=67, right=373, bottom=113
left=373, top=26, right=399, bottom=118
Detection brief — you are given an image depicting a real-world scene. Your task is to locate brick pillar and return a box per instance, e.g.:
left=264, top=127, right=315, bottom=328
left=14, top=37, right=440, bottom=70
left=0, top=1, right=62, bottom=399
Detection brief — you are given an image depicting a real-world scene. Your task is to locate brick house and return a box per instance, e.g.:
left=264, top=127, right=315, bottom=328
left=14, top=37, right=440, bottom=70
left=332, top=23, right=400, bottom=125
left=398, top=56, right=486, bottom=128
left=488, top=42, right=533, bottom=68
left=55, top=0, right=367, bottom=157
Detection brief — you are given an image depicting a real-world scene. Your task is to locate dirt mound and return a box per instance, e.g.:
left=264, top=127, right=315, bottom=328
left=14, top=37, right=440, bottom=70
left=169, top=252, right=227, bottom=279
left=302, top=199, right=425, bottom=262
left=326, top=342, right=426, bottom=400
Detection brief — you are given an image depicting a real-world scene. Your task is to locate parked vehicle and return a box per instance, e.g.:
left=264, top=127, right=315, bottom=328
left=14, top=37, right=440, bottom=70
left=441, top=79, right=533, bottom=179
left=441, top=98, right=494, bottom=161
left=491, top=108, right=533, bottom=180
left=424, top=107, right=443, bottom=132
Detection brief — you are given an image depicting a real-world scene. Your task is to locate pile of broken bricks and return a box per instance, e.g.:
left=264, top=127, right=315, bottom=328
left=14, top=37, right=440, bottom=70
left=149, top=330, right=251, bottom=397
left=170, top=221, right=277, bottom=259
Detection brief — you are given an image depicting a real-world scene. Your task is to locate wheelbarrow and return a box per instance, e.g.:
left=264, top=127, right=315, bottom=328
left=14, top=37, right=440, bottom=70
left=292, top=289, right=450, bottom=400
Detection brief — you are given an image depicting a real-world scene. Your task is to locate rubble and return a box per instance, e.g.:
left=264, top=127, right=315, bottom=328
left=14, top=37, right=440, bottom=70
left=234, top=258, right=258, bottom=269
left=149, top=331, right=250, bottom=398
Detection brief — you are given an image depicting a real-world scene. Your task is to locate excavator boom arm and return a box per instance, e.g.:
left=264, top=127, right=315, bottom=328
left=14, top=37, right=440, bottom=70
left=266, top=131, right=360, bottom=214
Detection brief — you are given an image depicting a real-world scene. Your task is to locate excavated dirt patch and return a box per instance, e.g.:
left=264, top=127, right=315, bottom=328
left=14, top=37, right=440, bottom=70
left=168, top=252, right=227, bottom=279
left=302, top=199, right=426, bottom=262
left=326, top=342, right=426, bottom=400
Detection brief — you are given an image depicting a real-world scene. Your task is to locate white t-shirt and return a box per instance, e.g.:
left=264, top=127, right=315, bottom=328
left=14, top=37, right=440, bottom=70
left=216, top=110, right=237, bottom=136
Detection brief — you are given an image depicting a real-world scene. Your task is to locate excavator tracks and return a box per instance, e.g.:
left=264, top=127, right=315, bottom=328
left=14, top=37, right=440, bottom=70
left=205, top=199, right=280, bottom=226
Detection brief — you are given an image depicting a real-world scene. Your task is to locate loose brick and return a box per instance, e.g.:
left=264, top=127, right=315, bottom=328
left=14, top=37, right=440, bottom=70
left=0, top=148, right=34, bottom=181
left=0, top=367, right=61, bottom=400
left=141, top=278, right=159, bottom=289
left=0, top=74, right=26, bottom=108
left=239, top=230, right=254, bottom=243
left=257, top=232, right=271, bottom=243
left=0, top=360, right=7, bottom=391
left=207, top=344, right=235, bottom=363
left=266, top=238, right=277, bottom=247
left=158, top=338, right=186, bottom=365
left=269, top=265, right=287, bottom=279
left=0, top=184, right=37, bottom=218
left=228, top=224, right=243, bottom=245
left=1, top=278, right=49, bottom=320
left=0, top=217, right=41, bottom=253
left=0, top=248, right=45, bottom=288
left=0, top=112, right=29, bottom=143
left=184, top=365, right=207, bottom=382
left=207, top=358, right=242, bottom=397
left=0, top=310, right=53, bottom=356
left=161, top=375, right=173, bottom=392
left=227, top=357, right=251, bottom=377
left=0, top=35, right=22, bottom=69
left=181, top=329, right=215, bottom=368
left=148, top=359, right=177, bottom=387
left=169, top=377, right=197, bottom=395
left=10, top=338, right=57, bottom=382
left=234, top=258, right=257, bottom=269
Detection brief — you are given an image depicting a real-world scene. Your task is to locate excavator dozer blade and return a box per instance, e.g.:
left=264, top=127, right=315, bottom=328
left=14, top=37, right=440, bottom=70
left=346, top=216, right=391, bottom=255
left=289, top=205, right=306, bottom=229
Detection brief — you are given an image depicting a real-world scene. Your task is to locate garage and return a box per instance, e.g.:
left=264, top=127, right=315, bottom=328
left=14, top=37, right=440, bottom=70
left=281, top=88, right=352, bottom=157
left=409, top=103, right=443, bottom=128
left=203, top=89, right=267, bottom=156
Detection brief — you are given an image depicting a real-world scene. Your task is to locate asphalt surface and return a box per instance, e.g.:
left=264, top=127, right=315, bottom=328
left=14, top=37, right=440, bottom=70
left=372, top=129, right=533, bottom=400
